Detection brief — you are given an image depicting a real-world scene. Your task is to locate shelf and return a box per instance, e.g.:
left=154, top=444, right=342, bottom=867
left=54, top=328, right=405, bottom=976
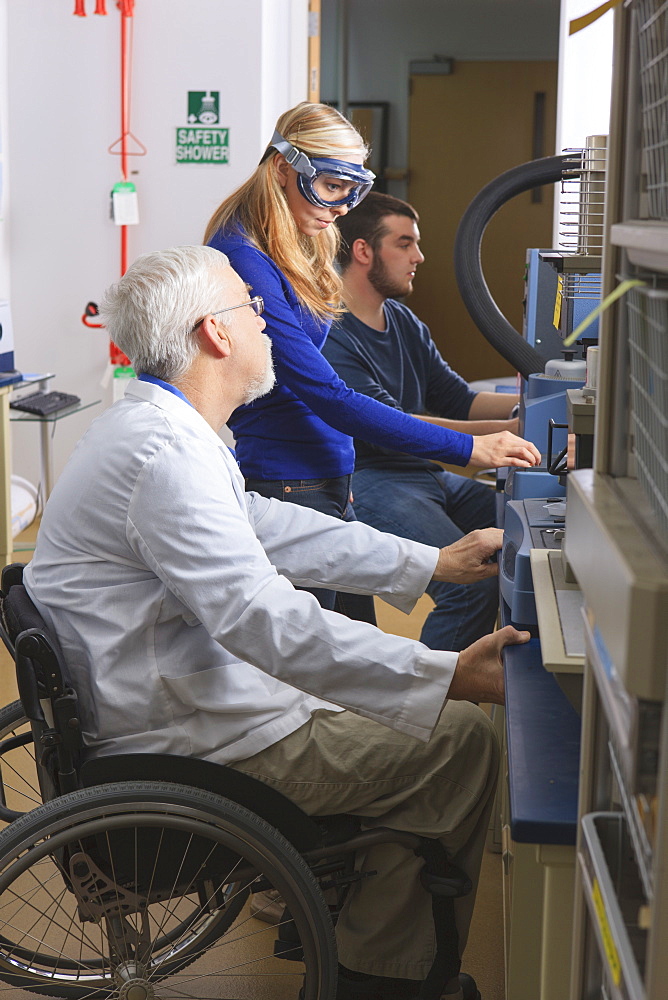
left=9, top=375, right=100, bottom=423
left=583, top=613, right=661, bottom=797
left=579, top=812, right=647, bottom=1000
left=11, top=372, right=55, bottom=391
left=608, top=745, right=655, bottom=902
left=9, top=398, right=101, bottom=423
left=611, top=220, right=668, bottom=274
left=564, top=471, right=668, bottom=702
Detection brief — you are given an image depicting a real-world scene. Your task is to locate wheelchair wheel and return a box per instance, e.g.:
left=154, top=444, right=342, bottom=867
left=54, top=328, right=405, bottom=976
left=0, top=699, right=40, bottom=821
left=0, top=780, right=337, bottom=999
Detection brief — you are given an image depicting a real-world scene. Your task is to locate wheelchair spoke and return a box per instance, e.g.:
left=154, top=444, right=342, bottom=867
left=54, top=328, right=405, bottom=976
left=143, top=911, right=284, bottom=985
left=143, top=880, right=268, bottom=982
left=0, top=864, right=112, bottom=965
left=1, top=880, right=72, bottom=962
left=0, top=854, right=113, bottom=970
left=144, top=858, right=249, bottom=974
left=0, top=782, right=337, bottom=999
left=159, top=945, right=306, bottom=986
left=144, top=829, right=217, bottom=962
left=0, top=767, right=40, bottom=804
left=0, top=897, right=112, bottom=975
left=154, top=972, right=308, bottom=1000
left=0, top=703, right=40, bottom=818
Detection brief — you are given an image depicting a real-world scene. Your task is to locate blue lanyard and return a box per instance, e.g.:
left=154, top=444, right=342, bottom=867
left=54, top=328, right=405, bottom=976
left=138, top=373, right=194, bottom=409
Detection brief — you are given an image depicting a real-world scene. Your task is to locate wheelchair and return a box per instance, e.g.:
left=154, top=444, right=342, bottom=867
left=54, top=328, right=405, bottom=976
left=0, top=564, right=469, bottom=1000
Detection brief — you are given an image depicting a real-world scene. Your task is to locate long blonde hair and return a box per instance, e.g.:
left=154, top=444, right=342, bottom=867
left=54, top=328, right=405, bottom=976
left=203, top=102, right=369, bottom=319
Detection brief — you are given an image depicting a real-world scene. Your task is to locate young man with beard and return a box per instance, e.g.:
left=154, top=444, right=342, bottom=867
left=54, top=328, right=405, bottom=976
left=324, top=193, right=519, bottom=652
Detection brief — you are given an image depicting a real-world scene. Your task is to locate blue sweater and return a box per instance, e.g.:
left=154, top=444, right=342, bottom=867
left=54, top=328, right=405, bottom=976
left=324, top=301, right=477, bottom=472
left=208, top=228, right=473, bottom=479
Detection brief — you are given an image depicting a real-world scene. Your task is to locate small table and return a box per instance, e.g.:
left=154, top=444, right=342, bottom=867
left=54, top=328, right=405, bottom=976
left=0, top=375, right=101, bottom=567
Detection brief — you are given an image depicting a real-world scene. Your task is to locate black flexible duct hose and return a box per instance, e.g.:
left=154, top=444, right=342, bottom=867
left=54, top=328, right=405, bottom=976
left=454, top=153, right=579, bottom=379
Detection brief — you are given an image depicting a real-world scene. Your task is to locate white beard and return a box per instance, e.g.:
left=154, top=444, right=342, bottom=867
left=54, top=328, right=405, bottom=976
left=242, top=333, right=276, bottom=404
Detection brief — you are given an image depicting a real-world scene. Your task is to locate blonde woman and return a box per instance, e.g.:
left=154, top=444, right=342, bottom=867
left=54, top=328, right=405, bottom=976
left=205, top=102, right=539, bottom=616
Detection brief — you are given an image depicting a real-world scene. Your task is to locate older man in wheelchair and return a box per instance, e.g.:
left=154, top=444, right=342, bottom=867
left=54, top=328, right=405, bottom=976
left=0, top=246, right=529, bottom=1000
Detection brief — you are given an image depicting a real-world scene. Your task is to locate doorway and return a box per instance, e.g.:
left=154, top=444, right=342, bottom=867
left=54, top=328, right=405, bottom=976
left=408, top=61, right=558, bottom=382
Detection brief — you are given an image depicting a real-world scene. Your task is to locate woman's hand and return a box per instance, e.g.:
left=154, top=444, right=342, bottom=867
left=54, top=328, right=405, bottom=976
left=469, top=430, right=540, bottom=469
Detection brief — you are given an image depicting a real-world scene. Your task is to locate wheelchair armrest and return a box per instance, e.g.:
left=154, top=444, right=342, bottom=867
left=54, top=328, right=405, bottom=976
left=1, top=563, right=25, bottom=597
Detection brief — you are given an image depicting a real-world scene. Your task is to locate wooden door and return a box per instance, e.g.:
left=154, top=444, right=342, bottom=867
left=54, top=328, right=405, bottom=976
left=408, top=61, right=558, bottom=381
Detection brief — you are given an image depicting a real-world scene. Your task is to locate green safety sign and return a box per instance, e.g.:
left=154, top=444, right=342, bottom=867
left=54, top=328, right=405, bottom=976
left=176, top=92, right=229, bottom=164
left=176, top=127, right=229, bottom=163
left=188, top=91, right=219, bottom=124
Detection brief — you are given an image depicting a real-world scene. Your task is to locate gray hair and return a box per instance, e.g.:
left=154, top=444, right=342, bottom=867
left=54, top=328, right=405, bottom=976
left=100, top=245, right=230, bottom=380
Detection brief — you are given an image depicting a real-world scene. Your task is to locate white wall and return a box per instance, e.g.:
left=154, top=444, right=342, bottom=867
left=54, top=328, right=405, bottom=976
left=555, top=0, right=614, bottom=153
left=553, top=0, right=614, bottom=244
left=261, top=0, right=310, bottom=140
left=4, top=0, right=307, bottom=486
left=321, top=0, right=561, bottom=198
left=0, top=0, right=9, bottom=301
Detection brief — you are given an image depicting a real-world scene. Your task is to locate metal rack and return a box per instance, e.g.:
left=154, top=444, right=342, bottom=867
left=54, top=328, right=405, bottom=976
left=626, top=285, right=668, bottom=536
left=559, top=138, right=607, bottom=256
left=565, top=3, right=668, bottom=998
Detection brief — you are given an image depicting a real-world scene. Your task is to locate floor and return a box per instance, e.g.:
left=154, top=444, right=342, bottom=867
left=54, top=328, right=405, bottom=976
left=0, top=521, right=506, bottom=1000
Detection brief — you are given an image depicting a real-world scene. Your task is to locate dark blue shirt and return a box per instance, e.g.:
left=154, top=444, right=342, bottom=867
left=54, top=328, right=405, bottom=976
left=208, top=228, right=473, bottom=479
left=324, top=300, right=476, bottom=471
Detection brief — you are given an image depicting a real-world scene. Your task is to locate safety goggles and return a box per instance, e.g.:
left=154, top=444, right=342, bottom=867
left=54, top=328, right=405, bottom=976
left=264, top=130, right=375, bottom=209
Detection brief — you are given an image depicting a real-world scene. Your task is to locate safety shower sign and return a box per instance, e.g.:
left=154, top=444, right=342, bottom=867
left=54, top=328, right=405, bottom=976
left=176, top=92, right=229, bottom=164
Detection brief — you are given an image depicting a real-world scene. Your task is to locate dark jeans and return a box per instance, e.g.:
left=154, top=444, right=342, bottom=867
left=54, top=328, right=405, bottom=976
left=352, top=466, right=498, bottom=652
left=244, top=475, right=377, bottom=625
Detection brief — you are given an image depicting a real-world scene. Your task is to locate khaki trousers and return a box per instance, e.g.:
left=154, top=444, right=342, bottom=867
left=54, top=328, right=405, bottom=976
left=231, top=702, right=499, bottom=980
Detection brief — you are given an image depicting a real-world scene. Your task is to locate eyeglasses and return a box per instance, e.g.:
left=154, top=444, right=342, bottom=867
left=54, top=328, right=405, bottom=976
left=213, top=296, right=264, bottom=319
left=193, top=296, right=264, bottom=332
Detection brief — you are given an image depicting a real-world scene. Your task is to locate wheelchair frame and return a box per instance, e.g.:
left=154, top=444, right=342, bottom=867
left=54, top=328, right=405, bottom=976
left=0, top=564, right=467, bottom=1000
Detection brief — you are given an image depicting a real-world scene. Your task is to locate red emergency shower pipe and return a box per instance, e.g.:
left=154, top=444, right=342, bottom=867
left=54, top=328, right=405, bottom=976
left=76, top=0, right=140, bottom=366
left=119, top=8, right=131, bottom=275
left=108, top=0, right=142, bottom=277
left=75, top=0, right=140, bottom=278
left=73, top=2, right=109, bottom=16
left=111, top=0, right=139, bottom=361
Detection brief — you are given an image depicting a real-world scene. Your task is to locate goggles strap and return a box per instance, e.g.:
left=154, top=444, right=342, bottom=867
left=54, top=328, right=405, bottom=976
left=263, top=130, right=316, bottom=178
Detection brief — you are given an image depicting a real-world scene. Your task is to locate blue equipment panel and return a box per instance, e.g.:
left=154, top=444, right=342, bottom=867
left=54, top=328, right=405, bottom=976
left=496, top=467, right=566, bottom=528
left=500, top=498, right=565, bottom=626
left=524, top=248, right=565, bottom=361
left=520, top=372, right=585, bottom=457
left=524, top=248, right=601, bottom=356
left=504, top=467, right=566, bottom=502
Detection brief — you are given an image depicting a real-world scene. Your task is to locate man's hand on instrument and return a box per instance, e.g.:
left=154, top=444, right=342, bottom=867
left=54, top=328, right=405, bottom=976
left=448, top=626, right=531, bottom=706
left=433, top=528, right=503, bottom=584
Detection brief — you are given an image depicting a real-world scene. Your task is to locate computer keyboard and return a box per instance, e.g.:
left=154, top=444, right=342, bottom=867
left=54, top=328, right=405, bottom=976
left=10, top=390, right=81, bottom=416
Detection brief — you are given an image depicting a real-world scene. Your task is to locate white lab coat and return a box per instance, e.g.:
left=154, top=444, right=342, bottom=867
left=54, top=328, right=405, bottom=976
left=25, top=380, right=457, bottom=763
